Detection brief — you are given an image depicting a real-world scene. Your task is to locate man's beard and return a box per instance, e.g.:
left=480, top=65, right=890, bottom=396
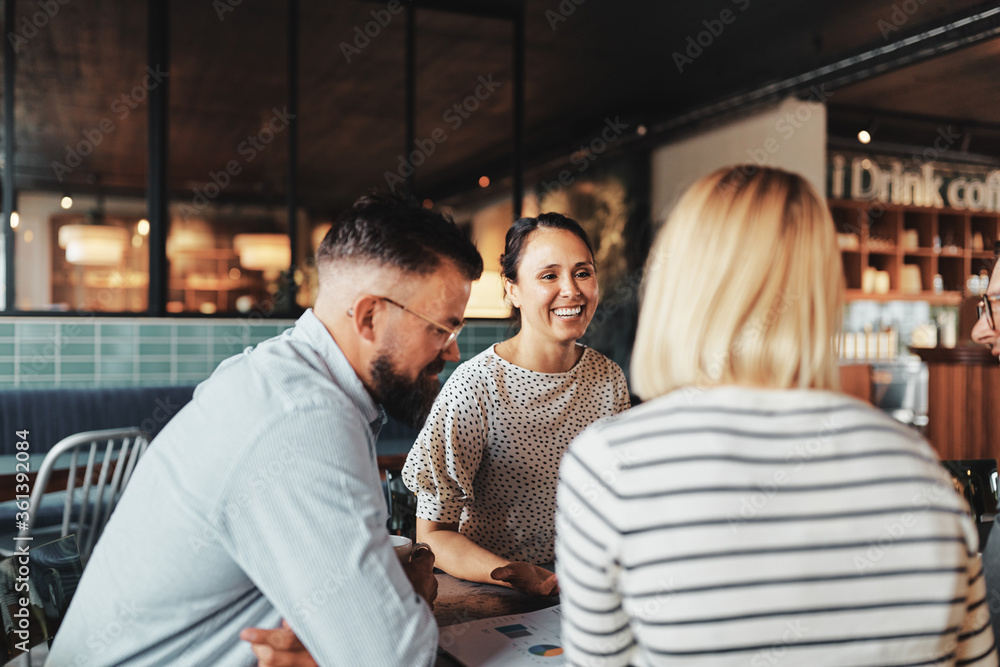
left=370, top=353, right=446, bottom=430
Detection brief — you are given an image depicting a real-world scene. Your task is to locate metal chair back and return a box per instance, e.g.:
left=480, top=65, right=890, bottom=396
left=20, top=428, right=150, bottom=564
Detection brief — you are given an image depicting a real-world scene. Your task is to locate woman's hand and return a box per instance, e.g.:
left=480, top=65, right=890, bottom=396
left=418, top=518, right=557, bottom=593
left=490, top=562, right=559, bottom=597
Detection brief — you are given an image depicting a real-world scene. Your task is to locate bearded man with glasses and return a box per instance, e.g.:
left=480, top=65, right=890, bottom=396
left=971, top=244, right=1000, bottom=648
left=49, top=193, right=483, bottom=667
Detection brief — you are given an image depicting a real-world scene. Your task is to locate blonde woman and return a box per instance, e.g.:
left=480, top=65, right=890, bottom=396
left=555, top=166, right=997, bottom=666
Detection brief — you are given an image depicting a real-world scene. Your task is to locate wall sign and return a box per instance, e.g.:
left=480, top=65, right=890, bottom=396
left=828, top=153, right=1000, bottom=212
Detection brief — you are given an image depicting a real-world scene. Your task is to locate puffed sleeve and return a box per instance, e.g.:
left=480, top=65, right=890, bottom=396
left=402, top=362, right=490, bottom=524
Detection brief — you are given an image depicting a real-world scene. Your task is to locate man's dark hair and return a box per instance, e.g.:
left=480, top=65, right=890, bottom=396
left=317, top=192, right=483, bottom=281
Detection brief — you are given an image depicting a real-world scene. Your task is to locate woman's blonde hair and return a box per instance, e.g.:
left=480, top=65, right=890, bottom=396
left=631, top=165, right=843, bottom=399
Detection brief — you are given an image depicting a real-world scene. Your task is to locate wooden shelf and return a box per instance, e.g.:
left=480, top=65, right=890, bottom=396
left=844, top=289, right=963, bottom=305
left=831, top=200, right=999, bottom=303
left=910, top=345, right=997, bottom=365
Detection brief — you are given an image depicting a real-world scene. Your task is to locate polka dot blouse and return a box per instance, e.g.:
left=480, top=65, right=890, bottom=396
left=402, top=344, right=630, bottom=564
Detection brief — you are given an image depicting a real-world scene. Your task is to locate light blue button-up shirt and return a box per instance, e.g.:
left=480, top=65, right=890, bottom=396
left=48, top=309, right=437, bottom=666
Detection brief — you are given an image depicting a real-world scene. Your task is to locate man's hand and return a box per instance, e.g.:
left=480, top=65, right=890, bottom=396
left=402, top=543, right=438, bottom=609
left=491, top=562, right=559, bottom=597
left=239, top=619, right=316, bottom=667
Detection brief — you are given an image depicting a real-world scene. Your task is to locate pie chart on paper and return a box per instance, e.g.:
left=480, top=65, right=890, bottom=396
left=528, top=644, right=563, bottom=657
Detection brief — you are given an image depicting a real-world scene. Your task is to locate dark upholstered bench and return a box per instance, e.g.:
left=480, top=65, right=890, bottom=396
left=0, top=384, right=421, bottom=490
left=0, top=385, right=425, bottom=557
left=0, top=384, right=422, bottom=457
left=0, top=386, right=195, bottom=457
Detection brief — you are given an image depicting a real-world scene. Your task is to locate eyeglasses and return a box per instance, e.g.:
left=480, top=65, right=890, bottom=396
left=378, top=297, right=464, bottom=349
left=978, top=294, right=1000, bottom=331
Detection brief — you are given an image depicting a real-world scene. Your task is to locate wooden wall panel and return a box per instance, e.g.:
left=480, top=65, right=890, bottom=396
left=839, top=364, right=872, bottom=404
left=919, top=348, right=1000, bottom=461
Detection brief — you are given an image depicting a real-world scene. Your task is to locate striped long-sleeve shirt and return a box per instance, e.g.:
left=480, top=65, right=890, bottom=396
left=555, top=385, right=997, bottom=667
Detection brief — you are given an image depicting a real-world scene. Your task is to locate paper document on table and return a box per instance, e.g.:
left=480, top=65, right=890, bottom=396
left=439, top=605, right=564, bottom=666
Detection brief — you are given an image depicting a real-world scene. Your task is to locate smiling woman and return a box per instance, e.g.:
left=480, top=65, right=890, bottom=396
left=499, top=216, right=600, bottom=355
left=401, top=212, right=631, bottom=596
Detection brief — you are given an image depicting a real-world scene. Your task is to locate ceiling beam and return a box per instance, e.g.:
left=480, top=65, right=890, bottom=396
left=351, top=0, right=522, bottom=21
left=423, top=1, right=1000, bottom=209
left=649, top=1, right=1000, bottom=138
left=829, top=103, right=1000, bottom=136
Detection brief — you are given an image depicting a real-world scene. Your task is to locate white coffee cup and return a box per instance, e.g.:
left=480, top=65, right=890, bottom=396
left=390, top=535, right=413, bottom=562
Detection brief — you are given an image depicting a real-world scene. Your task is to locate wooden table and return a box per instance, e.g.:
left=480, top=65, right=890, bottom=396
left=433, top=571, right=559, bottom=666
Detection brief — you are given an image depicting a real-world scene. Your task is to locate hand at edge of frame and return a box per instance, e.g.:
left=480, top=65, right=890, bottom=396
left=403, top=542, right=438, bottom=609
left=239, top=619, right=317, bottom=667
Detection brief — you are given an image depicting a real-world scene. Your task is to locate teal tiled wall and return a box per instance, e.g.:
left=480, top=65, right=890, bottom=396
left=0, top=317, right=511, bottom=389
left=0, top=317, right=295, bottom=389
